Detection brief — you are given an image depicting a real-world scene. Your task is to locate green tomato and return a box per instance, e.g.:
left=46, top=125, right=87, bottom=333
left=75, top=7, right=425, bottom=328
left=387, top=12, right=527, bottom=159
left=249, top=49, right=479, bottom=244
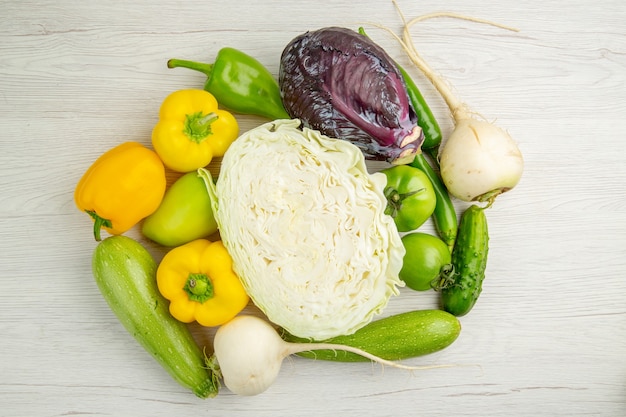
left=142, top=170, right=218, bottom=247
left=400, top=232, right=451, bottom=291
left=381, top=165, right=436, bottom=232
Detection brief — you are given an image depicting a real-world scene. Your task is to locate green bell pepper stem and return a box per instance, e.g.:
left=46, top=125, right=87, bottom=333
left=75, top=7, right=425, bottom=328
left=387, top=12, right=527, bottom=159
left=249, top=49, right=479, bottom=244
left=168, top=58, right=213, bottom=77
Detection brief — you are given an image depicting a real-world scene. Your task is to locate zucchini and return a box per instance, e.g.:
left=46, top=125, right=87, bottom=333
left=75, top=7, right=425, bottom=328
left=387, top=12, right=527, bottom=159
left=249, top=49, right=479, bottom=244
left=440, top=204, right=489, bottom=316
left=280, top=310, right=461, bottom=362
left=92, top=235, right=219, bottom=398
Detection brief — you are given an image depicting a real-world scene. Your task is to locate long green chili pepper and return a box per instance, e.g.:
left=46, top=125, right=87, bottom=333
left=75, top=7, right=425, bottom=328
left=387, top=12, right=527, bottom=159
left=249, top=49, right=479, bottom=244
left=410, top=153, right=458, bottom=251
left=396, top=64, right=443, bottom=156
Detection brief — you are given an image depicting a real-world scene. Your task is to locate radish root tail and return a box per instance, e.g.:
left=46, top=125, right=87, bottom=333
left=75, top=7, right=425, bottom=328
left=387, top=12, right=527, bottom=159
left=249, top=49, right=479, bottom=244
left=291, top=342, right=458, bottom=372
left=367, top=1, right=520, bottom=122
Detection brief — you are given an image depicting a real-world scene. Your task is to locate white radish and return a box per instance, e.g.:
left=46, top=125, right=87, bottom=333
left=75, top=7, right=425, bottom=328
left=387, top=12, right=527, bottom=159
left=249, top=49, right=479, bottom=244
left=378, top=6, right=524, bottom=205
left=212, top=315, right=447, bottom=396
left=438, top=117, right=524, bottom=203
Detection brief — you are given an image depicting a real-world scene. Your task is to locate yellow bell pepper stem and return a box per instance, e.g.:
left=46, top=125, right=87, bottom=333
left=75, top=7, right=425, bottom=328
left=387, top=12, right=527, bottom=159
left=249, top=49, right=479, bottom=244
left=86, top=210, right=112, bottom=242
left=184, top=112, right=219, bottom=143
left=184, top=273, right=214, bottom=302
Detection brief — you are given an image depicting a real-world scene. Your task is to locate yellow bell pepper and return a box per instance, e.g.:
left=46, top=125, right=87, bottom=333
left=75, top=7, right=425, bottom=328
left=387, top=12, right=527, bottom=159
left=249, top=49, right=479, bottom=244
left=156, top=239, right=249, bottom=327
left=152, top=89, right=239, bottom=172
left=74, top=142, right=166, bottom=241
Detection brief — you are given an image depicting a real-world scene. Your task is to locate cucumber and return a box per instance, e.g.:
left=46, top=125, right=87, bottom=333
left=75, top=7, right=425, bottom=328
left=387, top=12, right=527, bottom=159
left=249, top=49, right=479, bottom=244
left=92, top=236, right=218, bottom=398
left=281, top=310, right=461, bottom=362
left=440, top=204, right=489, bottom=316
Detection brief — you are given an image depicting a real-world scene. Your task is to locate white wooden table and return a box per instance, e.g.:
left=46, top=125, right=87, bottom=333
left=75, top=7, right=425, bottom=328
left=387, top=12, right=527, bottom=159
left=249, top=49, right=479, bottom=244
left=2, top=1, right=625, bottom=416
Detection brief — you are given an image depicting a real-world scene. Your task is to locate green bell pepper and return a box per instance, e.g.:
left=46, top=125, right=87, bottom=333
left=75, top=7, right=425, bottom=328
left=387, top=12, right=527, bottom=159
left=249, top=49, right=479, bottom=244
left=167, top=47, right=290, bottom=121
left=142, top=169, right=218, bottom=247
left=381, top=164, right=436, bottom=233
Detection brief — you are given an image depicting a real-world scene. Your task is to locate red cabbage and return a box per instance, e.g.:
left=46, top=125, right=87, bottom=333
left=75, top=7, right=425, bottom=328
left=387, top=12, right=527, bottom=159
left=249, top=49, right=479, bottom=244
left=279, top=27, right=423, bottom=164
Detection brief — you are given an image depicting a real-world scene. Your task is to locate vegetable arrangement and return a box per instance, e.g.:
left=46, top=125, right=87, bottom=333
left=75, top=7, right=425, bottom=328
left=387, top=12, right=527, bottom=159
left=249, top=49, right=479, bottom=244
left=74, top=9, right=524, bottom=398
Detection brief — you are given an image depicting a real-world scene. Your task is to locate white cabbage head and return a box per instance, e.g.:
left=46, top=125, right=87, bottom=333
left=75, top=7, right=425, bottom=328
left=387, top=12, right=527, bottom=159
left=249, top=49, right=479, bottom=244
left=206, top=119, right=404, bottom=340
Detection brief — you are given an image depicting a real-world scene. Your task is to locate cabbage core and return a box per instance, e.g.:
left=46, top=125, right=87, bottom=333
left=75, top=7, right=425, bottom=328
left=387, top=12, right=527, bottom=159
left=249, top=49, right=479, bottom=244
left=211, top=119, right=404, bottom=339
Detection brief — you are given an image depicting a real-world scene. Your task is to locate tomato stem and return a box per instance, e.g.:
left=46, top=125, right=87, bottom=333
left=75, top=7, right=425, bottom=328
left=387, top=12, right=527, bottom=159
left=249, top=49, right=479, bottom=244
left=383, top=187, right=423, bottom=218
left=431, top=263, right=456, bottom=291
